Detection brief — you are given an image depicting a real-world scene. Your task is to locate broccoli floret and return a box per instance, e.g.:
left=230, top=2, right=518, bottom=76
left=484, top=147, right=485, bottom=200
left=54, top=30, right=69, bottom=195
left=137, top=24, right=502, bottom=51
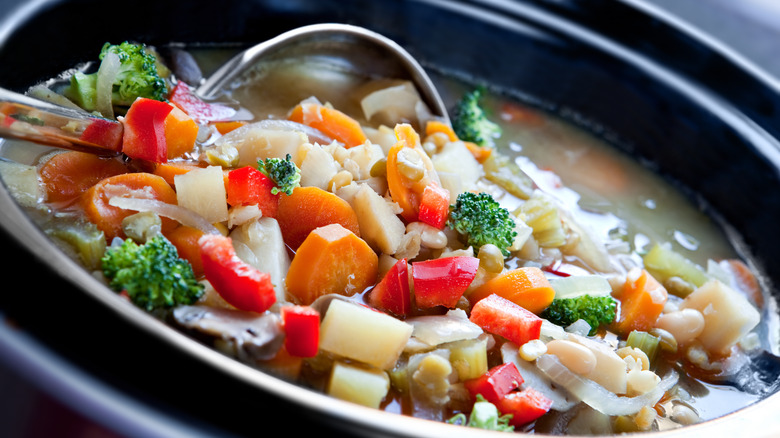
left=257, top=154, right=301, bottom=195
left=101, top=234, right=204, bottom=311
left=451, top=87, right=502, bottom=147
left=540, top=295, right=618, bottom=336
left=447, top=394, right=514, bottom=432
left=63, top=41, right=168, bottom=112
left=447, top=191, right=517, bottom=256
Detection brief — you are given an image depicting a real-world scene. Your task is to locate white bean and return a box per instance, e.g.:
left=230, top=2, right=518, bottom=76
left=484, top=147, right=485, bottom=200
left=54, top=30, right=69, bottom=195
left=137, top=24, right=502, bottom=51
left=656, top=308, right=705, bottom=345
left=545, top=339, right=597, bottom=375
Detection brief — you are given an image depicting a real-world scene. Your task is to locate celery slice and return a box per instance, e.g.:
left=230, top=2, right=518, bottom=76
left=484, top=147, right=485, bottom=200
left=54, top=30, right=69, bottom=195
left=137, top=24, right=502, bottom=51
left=643, top=243, right=710, bottom=289
left=626, top=330, right=660, bottom=365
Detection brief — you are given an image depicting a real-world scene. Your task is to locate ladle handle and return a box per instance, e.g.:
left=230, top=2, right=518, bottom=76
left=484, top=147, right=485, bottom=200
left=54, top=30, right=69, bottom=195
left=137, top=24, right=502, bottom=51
left=0, top=87, right=123, bottom=155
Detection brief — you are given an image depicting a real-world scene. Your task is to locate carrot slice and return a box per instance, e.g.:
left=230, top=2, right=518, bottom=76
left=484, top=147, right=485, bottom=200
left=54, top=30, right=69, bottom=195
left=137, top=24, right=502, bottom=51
left=164, top=105, right=199, bottom=159
left=424, top=120, right=458, bottom=142
left=213, top=120, right=246, bottom=135
left=38, top=151, right=128, bottom=205
left=613, top=268, right=668, bottom=335
left=288, top=101, right=367, bottom=148
left=467, top=267, right=555, bottom=315
left=276, top=186, right=360, bottom=250
left=285, top=223, right=378, bottom=305
left=81, top=172, right=179, bottom=241
left=165, top=225, right=206, bottom=278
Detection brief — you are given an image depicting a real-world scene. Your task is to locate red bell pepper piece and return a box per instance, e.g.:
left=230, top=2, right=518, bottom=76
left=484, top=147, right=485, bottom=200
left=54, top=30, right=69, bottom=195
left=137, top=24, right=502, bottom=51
left=368, top=258, right=411, bottom=317
left=412, top=256, right=479, bottom=309
left=121, top=97, right=173, bottom=163
left=464, top=362, right=524, bottom=404
left=169, top=81, right=236, bottom=124
left=199, top=234, right=276, bottom=313
left=469, top=293, right=542, bottom=346
left=281, top=305, right=320, bottom=358
left=495, top=387, right=553, bottom=427
left=417, top=181, right=450, bottom=229
left=226, top=166, right=280, bottom=217
left=79, top=117, right=124, bottom=152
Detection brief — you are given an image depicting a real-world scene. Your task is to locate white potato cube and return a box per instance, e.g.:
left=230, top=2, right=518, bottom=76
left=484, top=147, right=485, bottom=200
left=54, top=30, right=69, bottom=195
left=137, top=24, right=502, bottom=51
left=432, top=141, right=482, bottom=194
left=174, top=166, right=228, bottom=223
left=680, top=279, right=760, bottom=354
left=327, top=362, right=390, bottom=408
left=348, top=183, right=406, bottom=255
left=320, top=299, right=413, bottom=370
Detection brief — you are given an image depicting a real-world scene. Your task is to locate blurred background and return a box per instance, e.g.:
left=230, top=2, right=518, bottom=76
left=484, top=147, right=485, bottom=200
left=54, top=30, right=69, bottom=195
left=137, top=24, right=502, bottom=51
left=1, top=0, right=780, bottom=437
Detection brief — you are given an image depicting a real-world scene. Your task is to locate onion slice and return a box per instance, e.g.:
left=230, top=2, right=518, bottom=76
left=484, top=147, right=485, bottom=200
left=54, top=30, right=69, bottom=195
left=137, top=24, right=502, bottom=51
left=108, top=196, right=221, bottom=236
left=536, top=354, right=678, bottom=416
left=500, top=342, right=578, bottom=411
left=95, top=51, right=120, bottom=119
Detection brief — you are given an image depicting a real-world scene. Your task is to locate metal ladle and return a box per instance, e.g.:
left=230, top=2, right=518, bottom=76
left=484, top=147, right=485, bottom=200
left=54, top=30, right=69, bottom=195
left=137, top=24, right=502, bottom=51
left=0, top=23, right=448, bottom=155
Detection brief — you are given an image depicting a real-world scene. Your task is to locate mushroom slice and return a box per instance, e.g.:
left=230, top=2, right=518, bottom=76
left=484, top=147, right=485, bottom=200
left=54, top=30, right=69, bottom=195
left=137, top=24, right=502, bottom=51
left=172, top=305, right=284, bottom=362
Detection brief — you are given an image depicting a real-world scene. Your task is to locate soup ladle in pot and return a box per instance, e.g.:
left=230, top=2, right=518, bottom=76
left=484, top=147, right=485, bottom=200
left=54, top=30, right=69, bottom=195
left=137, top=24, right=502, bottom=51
left=0, top=23, right=448, bottom=155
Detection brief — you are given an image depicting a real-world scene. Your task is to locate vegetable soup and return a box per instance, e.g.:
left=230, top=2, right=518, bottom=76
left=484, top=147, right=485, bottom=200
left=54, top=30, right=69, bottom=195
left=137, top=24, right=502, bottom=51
left=0, top=38, right=777, bottom=435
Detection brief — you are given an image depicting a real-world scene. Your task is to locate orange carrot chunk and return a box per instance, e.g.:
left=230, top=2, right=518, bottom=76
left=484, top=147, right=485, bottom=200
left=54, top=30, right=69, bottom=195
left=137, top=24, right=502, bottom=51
left=288, top=101, right=367, bottom=148
left=165, top=225, right=206, bottom=278
left=39, top=151, right=129, bottom=205
left=276, top=186, right=360, bottom=250
left=285, top=223, right=378, bottom=305
left=164, top=105, right=199, bottom=159
left=467, top=266, right=556, bottom=315
left=81, top=172, right=179, bottom=241
left=613, top=268, right=668, bottom=335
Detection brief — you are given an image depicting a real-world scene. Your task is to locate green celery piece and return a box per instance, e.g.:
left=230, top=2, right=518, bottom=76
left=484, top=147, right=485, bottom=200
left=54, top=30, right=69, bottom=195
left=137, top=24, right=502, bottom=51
left=643, top=243, right=710, bottom=290
left=63, top=72, right=98, bottom=111
left=626, top=330, right=660, bottom=365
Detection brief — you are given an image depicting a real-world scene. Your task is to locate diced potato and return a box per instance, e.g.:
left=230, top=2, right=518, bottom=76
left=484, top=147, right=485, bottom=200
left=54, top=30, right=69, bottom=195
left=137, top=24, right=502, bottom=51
left=348, top=183, right=406, bottom=255
left=431, top=141, right=482, bottom=195
left=319, top=299, right=413, bottom=369
left=298, top=143, right=338, bottom=189
left=174, top=166, right=228, bottom=223
left=229, top=217, right=291, bottom=303
left=679, top=279, right=760, bottom=354
left=216, top=124, right=309, bottom=167
left=568, top=334, right=628, bottom=394
left=327, top=361, right=390, bottom=408
left=345, top=142, right=385, bottom=180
